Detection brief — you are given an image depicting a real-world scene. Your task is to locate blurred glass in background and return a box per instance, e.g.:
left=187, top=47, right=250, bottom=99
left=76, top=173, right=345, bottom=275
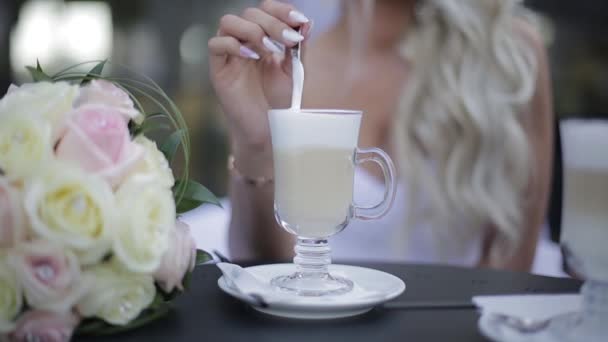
left=0, top=0, right=606, bottom=197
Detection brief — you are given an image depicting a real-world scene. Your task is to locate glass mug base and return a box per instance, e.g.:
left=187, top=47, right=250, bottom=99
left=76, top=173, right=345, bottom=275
left=271, top=273, right=354, bottom=297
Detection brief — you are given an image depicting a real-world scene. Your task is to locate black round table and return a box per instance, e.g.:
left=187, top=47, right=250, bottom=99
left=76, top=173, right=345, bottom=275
left=78, top=263, right=581, bottom=342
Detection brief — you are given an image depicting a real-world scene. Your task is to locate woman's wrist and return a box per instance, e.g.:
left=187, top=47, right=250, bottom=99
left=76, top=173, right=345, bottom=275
left=230, top=139, right=274, bottom=183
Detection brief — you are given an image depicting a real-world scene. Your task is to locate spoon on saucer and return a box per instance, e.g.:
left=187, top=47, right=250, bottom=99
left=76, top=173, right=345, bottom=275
left=489, top=313, right=553, bottom=334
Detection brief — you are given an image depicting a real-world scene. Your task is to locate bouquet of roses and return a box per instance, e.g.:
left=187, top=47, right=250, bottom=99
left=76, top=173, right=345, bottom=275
left=0, top=61, right=218, bottom=341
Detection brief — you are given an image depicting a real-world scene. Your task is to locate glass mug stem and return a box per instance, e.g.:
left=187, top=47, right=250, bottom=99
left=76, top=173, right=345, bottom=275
left=271, top=238, right=353, bottom=296
left=294, top=238, right=331, bottom=275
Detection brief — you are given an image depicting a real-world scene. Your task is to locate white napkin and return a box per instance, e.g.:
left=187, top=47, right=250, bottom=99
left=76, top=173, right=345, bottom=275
left=217, top=263, right=272, bottom=293
left=473, top=294, right=581, bottom=321
left=217, top=263, right=292, bottom=304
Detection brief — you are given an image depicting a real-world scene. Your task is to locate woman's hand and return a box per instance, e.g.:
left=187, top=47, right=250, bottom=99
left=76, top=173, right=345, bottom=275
left=208, top=0, right=311, bottom=174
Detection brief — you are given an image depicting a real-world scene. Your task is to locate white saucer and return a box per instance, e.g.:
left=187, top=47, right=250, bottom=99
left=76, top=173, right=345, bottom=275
left=218, top=264, right=406, bottom=319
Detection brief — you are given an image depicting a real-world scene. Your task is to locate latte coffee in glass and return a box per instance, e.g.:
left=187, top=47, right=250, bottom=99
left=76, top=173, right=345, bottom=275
left=268, top=108, right=396, bottom=296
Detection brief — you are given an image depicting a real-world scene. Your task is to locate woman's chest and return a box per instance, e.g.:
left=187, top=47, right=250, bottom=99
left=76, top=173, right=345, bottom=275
left=302, top=58, right=408, bottom=150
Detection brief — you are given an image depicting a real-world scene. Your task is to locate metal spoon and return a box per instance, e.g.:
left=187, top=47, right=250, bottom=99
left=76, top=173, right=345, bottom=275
left=490, top=313, right=551, bottom=333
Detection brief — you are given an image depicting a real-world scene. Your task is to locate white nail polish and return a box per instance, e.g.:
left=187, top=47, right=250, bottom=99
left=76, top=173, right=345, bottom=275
left=288, top=10, right=309, bottom=24
left=239, top=46, right=260, bottom=60
left=282, top=29, right=304, bottom=43
left=263, top=36, right=284, bottom=54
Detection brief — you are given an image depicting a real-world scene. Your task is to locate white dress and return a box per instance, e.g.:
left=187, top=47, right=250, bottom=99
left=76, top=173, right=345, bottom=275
left=330, top=170, right=481, bottom=265
left=182, top=169, right=567, bottom=277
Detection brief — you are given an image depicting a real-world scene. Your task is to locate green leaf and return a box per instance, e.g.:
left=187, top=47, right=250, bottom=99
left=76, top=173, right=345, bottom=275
left=145, top=112, right=168, bottom=120
left=174, top=198, right=201, bottom=214
left=81, top=60, right=107, bottom=85
left=173, top=179, right=220, bottom=213
left=182, top=271, right=193, bottom=291
left=129, top=113, right=171, bottom=137
left=142, top=122, right=171, bottom=134
left=25, top=60, right=52, bottom=82
left=131, top=122, right=171, bottom=138
left=140, top=113, right=171, bottom=134
left=196, top=249, right=213, bottom=266
left=75, top=319, right=107, bottom=335
left=160, top=130, right=184, bottom=163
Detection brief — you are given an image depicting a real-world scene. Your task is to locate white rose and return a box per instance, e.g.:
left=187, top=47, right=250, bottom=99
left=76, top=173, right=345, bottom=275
left=154, top=221, right=197, bottom=293
left=77, top=262, right=156, bottom=326
left=72, top=240, right=112, bottom=267
left=133, top=136, right=175, bottom=188
left=0, top=82, right=79, bottom=141
left=24, top=163, right=115, bottom=264
left=0, top=114, right=53, bottom=179
left=0, top=257, right=22, bottom=333
left=8, top=240, right=86, bottom=313
left=113, top=175, right=175, bottom=273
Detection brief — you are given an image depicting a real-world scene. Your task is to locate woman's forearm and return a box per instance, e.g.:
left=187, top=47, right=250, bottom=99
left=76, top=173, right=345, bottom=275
left=227, top=143, right=294, bottom=261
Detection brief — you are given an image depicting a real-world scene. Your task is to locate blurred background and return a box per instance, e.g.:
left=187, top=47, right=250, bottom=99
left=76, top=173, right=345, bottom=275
left=0, top=0, right=607, bottom=197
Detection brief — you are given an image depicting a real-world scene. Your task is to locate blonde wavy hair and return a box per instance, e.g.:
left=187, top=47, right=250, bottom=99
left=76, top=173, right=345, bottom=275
left=349, top=0, right=539, bottom=264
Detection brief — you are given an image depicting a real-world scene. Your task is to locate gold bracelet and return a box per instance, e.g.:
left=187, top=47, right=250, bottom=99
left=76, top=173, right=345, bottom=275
left=227, top=155, right=274, bottom=187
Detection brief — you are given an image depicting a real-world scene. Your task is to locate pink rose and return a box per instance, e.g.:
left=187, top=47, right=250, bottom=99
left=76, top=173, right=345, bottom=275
left=154, top=221, right=197, bottom=293
left=0, top=178, right=25, bottom=248
left=9, top=241, right=86, bottom=313
left=74, top=80, right=141, bottom=121
left=8, top=310, right=79, bottom=342
left=55, top=105, right=143, bottom=187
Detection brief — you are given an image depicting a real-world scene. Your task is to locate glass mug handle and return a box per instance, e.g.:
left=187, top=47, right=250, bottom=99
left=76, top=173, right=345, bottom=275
left=353, top=147, right=397, bottom=220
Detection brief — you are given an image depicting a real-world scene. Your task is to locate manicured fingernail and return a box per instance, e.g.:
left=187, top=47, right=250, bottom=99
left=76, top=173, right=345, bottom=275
left=282, top=29, right=304, bottom=43
left=239, top=46, right=260, bottom=59
left=303, top=20, right=314, bottom=39
left=288, top=10, right=309, bottom=24
left=263, top=36, right=284, bottom=54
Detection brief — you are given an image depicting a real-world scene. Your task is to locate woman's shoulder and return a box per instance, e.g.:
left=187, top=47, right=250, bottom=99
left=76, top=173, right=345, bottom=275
left=512, top=15, right=553, bottom=121
left=512, top=16, right=546, bottom=59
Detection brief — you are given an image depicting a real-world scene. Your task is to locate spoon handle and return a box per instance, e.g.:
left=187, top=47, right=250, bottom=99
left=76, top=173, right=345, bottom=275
left=290, top=27, right=303, bottom=60
left=382, top=301, right=476, bottom=310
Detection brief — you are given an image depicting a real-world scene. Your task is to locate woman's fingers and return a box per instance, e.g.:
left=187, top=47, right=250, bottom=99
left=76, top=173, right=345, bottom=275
left=217, top=14, right=270, bottom=54
left=208, top=36, right=259, bottom=60
left=260, top=0, right=309, bottom=27
left=241, top=7, right=302, bottom=51
left=209, top=2, right=310, bottom=65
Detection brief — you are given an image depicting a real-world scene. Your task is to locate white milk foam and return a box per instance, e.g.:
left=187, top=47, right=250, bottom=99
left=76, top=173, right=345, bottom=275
left=561, top=120, right=608, bottom=171
left=268, top=109, right=362, bottom=150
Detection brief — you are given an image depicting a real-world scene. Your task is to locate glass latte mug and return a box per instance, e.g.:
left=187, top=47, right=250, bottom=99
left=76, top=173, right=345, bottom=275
left=268, top=109, right=397, bottom=296
left=556, top=120, right=608, bottom=341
